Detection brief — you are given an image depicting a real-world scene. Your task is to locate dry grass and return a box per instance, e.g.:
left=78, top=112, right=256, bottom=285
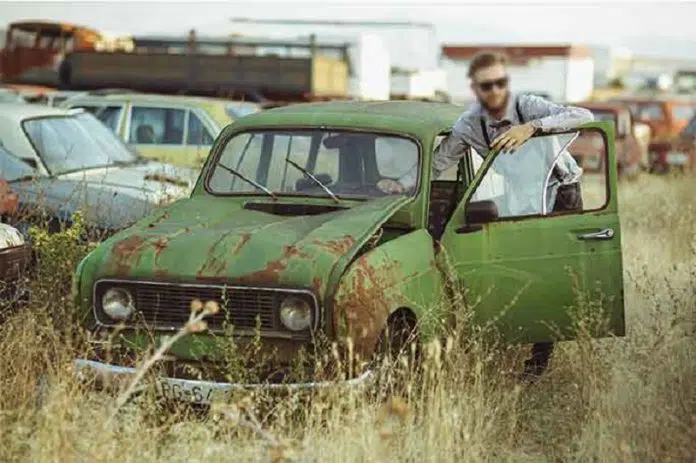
left=1, top=172, right=695, bottom=462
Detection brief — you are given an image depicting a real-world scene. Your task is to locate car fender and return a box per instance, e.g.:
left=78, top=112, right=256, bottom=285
left=330, top=229, right=447, bottom=361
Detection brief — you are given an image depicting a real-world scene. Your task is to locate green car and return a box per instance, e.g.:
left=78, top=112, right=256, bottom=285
left=60, top=93, right=260, bottom=169
left=72, top=101, right=625, bottom=403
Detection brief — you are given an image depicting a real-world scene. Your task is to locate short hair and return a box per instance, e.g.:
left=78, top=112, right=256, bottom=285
left=467, top=51, right=509, bottom=78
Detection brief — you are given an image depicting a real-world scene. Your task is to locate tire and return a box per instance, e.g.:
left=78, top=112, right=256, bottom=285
left=519, top=341, right=554, bottom=382
left=370, top=311, right=420, bottom=397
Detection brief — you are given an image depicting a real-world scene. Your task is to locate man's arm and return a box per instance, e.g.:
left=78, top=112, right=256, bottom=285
left=491, top=95, right=594, bottom=153
left=521, top=94, right=595, bottom=131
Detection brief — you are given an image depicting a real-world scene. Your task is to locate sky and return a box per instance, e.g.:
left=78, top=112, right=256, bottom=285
left=2, top=1, right=695, bottom=60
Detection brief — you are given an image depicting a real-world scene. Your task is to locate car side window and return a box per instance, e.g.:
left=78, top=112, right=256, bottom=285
left=129, top=107, right=185, bottom=145
left=96, top=106, right=123, bottom=132
left=186, top=111, right=215, bottom=146
left=469, top=131, right=608, bottom=220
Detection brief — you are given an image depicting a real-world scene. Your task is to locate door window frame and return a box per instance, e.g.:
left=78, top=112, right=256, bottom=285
left=447, top=126, right=615, bottom=230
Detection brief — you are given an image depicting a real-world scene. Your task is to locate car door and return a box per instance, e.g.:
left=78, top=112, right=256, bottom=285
left=437, top=123, right=625, bottom=344
left=126, top=105, right=189, bottom=167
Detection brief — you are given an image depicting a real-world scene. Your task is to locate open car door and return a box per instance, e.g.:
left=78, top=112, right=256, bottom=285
left=438, top=123, right=625, bottom=344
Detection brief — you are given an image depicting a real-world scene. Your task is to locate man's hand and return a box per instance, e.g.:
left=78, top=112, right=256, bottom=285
left=376, top=178, right=405, bottom=194
left=491, top=122, right=536, bottom=153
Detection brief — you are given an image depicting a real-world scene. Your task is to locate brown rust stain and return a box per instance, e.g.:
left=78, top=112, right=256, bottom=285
left=110, top=235, right=146, bottom=275
left=238, top=259, right=287, bottom=284
left=312, top=234, right=356, bottom=256
left=153, top=237, right=169, bottom=258
left=232, top=232, right=251, bottom=255
left=334, top=256, right=402, bottom=358
left=312, top=276, right=323, bottom=294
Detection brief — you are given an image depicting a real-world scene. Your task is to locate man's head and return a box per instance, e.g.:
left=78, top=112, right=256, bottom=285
left=468, top=51, right=510, bottom=113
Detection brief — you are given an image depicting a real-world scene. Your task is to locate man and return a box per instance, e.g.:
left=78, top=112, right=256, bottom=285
left=378, top=51, right=595, bottom=378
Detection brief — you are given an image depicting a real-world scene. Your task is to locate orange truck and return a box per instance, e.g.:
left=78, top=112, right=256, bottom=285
left=1, top=20, right=131, bottom=87
left=608, top=96, right=696, bottom=172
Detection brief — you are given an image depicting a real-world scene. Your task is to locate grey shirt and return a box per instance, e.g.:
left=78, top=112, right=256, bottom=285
left=399, top=93, right=594, bottom=195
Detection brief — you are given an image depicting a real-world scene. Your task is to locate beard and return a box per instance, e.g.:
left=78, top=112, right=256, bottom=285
left=479, top=91, right=510, bottom=114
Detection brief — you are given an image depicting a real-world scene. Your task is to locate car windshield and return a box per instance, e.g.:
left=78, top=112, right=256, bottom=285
left=207, top=129, right=420, bottom=199
left=225, top=103, right=260, bottom=119
left=683, top=116, right=696, bottom=135
left=0, top=145, right=35, bottom=181
left=22, top=112, right=139, bottom=175
left=629, top=102, right=665, bottom=121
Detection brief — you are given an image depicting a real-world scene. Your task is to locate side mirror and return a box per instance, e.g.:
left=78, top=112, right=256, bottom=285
left=456, top=200, right=498, bottom=233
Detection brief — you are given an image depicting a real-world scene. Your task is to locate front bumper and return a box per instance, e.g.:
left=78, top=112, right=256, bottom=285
left=73, top=358, right=375, bottom=405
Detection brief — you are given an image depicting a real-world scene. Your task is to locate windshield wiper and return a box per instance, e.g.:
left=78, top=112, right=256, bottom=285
left=9, top=174, right=39, bottom=183
left=218, top=163, right=277, bottom=199
left=284, top=159, right=340, bottom=204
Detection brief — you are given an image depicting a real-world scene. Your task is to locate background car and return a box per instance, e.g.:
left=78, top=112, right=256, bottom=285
left=609, top=96, right=696, bottom=171
left=574, top=102, right=644, bottom=178
left=0, top=103, right=198, bottom=238
left=60, top=92, right=261, bottom=169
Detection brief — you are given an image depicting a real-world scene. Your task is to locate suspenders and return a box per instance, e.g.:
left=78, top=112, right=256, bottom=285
left=480, top=96, right=525, bottom=150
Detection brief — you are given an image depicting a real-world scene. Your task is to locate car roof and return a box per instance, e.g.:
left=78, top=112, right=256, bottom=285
left=229, top=101, right=465, bottom=138
left=0, top=103, right=78, bottom=123
left=72, top=92, right=259, bottom=107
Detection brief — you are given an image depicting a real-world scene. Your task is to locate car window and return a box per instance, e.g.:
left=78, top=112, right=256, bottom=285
left=634, top=103, right=665, bottom=121
left=469, top=131, right=608, bottom=218
left=671, top=105, right=694, bottom=121
left=22, top=113, right=138, bottom=175
left=683, top=117, right=696, bottom=135
left=129, top=107, right=185, bottom=145
left=208, top=130, right=419, bottom=198
left=96, top=106, right=123, bottom=132
left=186, top=112, right=215, bottom=146
left=0, top=145, right=35, bottom=181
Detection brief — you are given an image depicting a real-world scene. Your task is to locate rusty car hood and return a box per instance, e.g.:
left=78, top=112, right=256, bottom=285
left=87, top=194, right=411, bottom=298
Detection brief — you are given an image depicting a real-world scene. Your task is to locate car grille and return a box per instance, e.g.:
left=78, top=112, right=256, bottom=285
left=93, top=280, right=317, bottom=333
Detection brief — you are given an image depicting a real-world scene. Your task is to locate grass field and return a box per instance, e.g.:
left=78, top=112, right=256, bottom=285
left=0, top=172, right=694, bottom=462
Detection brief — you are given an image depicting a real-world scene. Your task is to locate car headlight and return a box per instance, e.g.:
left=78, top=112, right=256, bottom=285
left=279, top=296, right=312, bottom=331
left=102, top=288, right=134, bottom=320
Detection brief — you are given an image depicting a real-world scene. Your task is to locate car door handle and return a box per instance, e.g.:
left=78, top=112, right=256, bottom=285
left=577, top=228, right=614, bottom=240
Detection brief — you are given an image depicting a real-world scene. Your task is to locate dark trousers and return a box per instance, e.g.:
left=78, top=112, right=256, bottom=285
left=524, top=181, right=583, bottom=376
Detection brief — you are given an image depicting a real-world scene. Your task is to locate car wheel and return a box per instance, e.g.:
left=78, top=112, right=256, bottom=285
left=370, top=310, right=420, bottom=397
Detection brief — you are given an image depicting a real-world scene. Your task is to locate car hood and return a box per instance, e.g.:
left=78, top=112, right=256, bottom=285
left=84, top=194, right=410, bottom=299
left=9, top=161, right=198, bottom=231
left=56, top=161, right=199, bottom=197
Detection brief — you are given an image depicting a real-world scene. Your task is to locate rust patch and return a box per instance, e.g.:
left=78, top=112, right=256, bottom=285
left=110, top=235, right=146, bottom=275
left=334, top=256, right=402, bottom=358
left=312, top=234, right=356, bottom=256
left=232, top=232, right=251, bottom=255
left=238, top=259, right=287, bottom=284
left=312, top=276, right=323, bottom=294
left=153, top=237, right=169, bottom=258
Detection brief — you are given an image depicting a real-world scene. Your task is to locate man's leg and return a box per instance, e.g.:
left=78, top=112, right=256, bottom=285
left=522, top=181, right=584, bottom=379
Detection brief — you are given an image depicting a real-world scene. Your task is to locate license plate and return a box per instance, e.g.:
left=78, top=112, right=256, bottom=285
left=154, top=378, right=228, bottom=405
left=667, top=151, right=689, bottom=165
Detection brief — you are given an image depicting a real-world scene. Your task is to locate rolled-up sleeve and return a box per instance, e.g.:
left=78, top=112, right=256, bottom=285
left=522, top=94, right=594, bottom=131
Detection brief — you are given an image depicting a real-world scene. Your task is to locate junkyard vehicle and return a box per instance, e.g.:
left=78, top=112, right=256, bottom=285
left=609, top=96, right=696, bottom=172
left=662, top=114, right=696, bottom=171
left=0, top=103, right=198, bottom=237
left=573, top=102, right=643, bottom=177
left=0, top=21, right=133, bottom=87
left=72, top=101, right=624, bottom=403
left=61, top=93, right=260, bottom=168
left=0, top=220, right=31, bottom=308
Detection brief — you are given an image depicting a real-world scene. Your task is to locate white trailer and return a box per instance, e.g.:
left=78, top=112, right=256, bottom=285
left=440, top=45, right=595, bottom=103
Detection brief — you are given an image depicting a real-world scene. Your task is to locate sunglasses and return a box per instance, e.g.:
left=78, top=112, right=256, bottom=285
left=476, top=76, right=509, bottom=92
